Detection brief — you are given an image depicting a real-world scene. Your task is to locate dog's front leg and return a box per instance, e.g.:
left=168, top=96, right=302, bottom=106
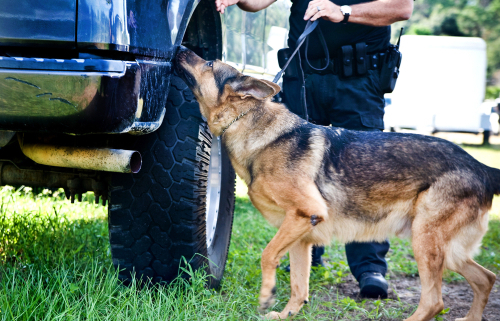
left=259, top=209, right=319, bottom=319
left=266, top=239, right=313, bottom=320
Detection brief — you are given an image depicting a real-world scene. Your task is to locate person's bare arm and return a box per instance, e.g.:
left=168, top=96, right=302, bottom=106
left=215, top=0, right=276, bottom=13
left=303, top=0, right=413, bottom=26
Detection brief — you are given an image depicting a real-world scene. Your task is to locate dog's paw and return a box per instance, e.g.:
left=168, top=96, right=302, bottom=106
left=263, top=311, right=283, bottom=320
left=263, top=310, right=295, bottom=320
left=258, top=287, right=276, bottom=312
left=258, top=296, right=276, bottom=313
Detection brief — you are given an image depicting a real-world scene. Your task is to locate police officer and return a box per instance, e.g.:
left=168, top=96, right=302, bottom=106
left=216, top=0, right=413, bottom=298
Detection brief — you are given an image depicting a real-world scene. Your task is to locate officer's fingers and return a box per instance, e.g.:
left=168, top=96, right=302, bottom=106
left=303, top=9, right=312, bottom=20
left=304, top=4, right=320, bottom=20
left=218, top=0, right=228, bottom=11
left=305, top=0, right=328, bottom=20
left=308, top=0, right=327, bottom=11
left=309, top=10, right=325, bottom=22
left=310, top=0, right=337, bottom=23
left=216, top=0, right=223, bottom=12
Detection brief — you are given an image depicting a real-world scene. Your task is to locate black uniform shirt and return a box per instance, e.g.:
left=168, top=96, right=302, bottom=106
left=289, top=0, right=390, bottom=58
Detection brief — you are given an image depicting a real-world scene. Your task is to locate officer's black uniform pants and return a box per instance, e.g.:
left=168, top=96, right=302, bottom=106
left=282, top=70, right=389, bottom=281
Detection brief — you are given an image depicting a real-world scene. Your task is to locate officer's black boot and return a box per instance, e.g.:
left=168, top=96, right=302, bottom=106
left=345, top=241, right=389, bottom=299
left=358, top=272, right=388, bottom=299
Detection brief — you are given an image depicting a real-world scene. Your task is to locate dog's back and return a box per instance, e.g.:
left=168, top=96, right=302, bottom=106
left=486, top=162, right=500, bottom=195
left=311, top=127, right=499, bottom=238
left=318, top=128, right=500, bottom=206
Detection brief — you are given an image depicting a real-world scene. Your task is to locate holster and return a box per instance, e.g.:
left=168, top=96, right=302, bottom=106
left=379, top=45, right=402, bottom=93
left=278, top=48, right=300, bottom=79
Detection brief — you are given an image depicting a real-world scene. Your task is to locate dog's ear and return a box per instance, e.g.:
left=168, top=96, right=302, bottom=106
left=228, top=76, right=281, bottom=100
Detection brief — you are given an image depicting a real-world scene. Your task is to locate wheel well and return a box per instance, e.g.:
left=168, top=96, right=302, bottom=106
left=182, top=0, right=222, bottom=60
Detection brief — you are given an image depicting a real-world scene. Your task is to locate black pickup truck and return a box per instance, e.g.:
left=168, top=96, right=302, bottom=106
left=0, top=0, right=290, bottom=286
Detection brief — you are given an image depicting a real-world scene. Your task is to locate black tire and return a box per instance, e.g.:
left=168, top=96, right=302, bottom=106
left=108, top=75, right=235, bottom=288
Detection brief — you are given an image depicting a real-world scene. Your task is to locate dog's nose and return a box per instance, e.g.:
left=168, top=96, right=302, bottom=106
left=177, top=45, right=188, bottom=54
left=175, top=46, right=191, bottom=59
left=174, top=46, right=189, bottom=71
left=174, top=46, right=190, bottom=75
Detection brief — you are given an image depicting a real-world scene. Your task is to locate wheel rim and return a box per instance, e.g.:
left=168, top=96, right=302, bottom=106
left=206, top=136, right=222, bottom=248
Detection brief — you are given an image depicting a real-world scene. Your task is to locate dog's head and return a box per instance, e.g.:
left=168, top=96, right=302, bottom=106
left=175, top=46, right=281, bottom=135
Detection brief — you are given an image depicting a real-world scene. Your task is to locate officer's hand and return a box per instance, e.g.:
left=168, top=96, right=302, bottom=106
left=304, top=0, right=343, bottom=23
left=216, top=0, right=240, bottom=13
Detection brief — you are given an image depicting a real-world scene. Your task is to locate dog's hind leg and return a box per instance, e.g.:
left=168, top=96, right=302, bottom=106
left=405, top=222, right=446, bottom=321
left=265, top=240, right=312, bottom=320
left=451, top=260, right=496, bottom=321
left=447, top=207, right=496, bottom=321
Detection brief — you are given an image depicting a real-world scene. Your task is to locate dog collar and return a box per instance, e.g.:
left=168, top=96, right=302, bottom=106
left=221, top=109, right=250, bottom=136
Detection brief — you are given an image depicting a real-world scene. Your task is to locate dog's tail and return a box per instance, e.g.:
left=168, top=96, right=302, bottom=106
left=488, top=167, right=500, bottom=195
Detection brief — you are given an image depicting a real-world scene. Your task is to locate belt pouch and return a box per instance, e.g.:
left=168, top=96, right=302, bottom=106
left=341, top=45, right=353, bottom=77
left=355, top=42, right=367, bottom=75
left=278, top=48, right=299, bottom=79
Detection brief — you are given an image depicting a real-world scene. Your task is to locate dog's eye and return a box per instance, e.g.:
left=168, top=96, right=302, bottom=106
left=206, top=61, right=213, bottom=68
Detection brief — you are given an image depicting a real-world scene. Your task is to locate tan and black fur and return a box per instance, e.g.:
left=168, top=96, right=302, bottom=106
left=175, top=46, right=498, bottom=321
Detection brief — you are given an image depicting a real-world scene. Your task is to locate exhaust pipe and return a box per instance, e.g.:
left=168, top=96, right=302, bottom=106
left=20, top=144, right=142, bottom=173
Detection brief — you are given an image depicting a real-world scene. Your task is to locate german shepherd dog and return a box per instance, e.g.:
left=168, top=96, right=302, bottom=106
left=175, top=46, right=498, bottom=321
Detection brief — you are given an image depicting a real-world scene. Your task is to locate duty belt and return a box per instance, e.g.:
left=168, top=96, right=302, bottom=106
left=303, top=50, right=386, bottom=76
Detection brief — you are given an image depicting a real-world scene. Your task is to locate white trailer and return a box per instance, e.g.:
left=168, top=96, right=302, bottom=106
left=384, top=35, right=491, bottom=136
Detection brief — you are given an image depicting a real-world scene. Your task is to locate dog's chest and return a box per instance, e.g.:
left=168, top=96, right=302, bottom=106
left=247, top=190, right=286, bottom=228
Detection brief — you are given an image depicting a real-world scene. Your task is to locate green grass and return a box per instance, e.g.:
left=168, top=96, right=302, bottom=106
left=0, top=143, right=499, bottom=320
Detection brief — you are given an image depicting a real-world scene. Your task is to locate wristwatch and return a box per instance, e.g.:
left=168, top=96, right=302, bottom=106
left=340, top=5, right=352, bottom=24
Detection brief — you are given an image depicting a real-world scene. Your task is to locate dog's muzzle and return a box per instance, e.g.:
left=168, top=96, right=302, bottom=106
left=174, top=46, right=197, bottom=87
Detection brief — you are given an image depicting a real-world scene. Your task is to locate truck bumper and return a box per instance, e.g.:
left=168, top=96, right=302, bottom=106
left=0, top=56, right=171, bottom=135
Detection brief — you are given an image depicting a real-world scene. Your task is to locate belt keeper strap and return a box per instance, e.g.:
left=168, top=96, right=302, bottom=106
left=355, top=42, right=367, bottom=75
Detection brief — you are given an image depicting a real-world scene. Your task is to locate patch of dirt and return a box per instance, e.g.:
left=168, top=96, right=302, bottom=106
left=334, top=274, right=500, bottom=320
